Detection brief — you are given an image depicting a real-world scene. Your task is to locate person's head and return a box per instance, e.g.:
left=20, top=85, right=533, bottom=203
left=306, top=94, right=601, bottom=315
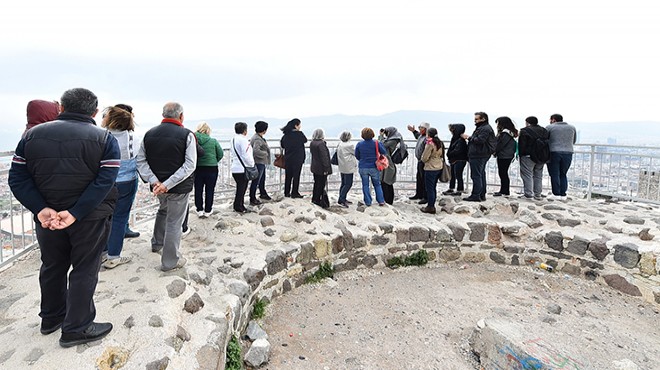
left=26, top=100, right=60, bottom=126
left=114, top=103, right=133, bottom=114
left=495, top=116, right=518, bottom=138
left=281, top=118, right=301, bottom=133
left=101, top=106, right=135, bottom=131
left=525, top=116, right=539, bottom=126
left=448, top=123, right=466, bottom=138
left=255, top=120, right=269, bottom=134
left=234, top=121, right=248, bottom=135
left=361, top=127, right=375, bottom=140
left=550, top=114, right=563, bottom=123
left=427, top=127, right=442, bottom=149
left=419, top=121, right=430, bottom=135
left=60, top=88, right=98, bottom=116
left=196, top=121, right=211, bottom=135
left=339, top=130, right=352, bottom=142
left=311, top=128, right=325, bottom=140
left=162, top=102, right=184, bottom=122
left=474, top=112, right=488, bottom=124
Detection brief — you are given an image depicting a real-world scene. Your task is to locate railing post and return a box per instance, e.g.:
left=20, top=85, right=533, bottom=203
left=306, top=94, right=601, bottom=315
left=587, top=145, right=595, bottom=201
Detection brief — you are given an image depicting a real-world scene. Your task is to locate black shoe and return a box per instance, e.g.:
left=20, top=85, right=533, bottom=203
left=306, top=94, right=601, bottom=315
left=441, top=190, right=455, bottom=196
left=284, top=194, right=291, bottom=198
left=409, top=195, right=422, bottom=200
left=291, top=193, right=304, bottom=199
left=481, top=196, right=487, bottom=201
left=41, top=318, right=64, bottom=335
left=59, top=322, right=113, bottom=348
left=463, top=196, right=482, bottom=202
left=259, top=194, right=272, bottom=200
left=493, top=192, right=503, bottom=197
left=417, top=199, right=427, bottom=204
left=124, top=229, right=140, bottom=238
left=249, top=199, right=262, bottom=206
left=420, top=206, right=436, bottom=214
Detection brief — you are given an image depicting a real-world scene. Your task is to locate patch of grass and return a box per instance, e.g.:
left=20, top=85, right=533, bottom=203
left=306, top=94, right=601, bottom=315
left=304, top=261, right=334, bottom=284
left=251, top=298, right=267, bottom=320
left=386, top=250, right=429, bottom=268
left=225, top=335, right=243, bottom=370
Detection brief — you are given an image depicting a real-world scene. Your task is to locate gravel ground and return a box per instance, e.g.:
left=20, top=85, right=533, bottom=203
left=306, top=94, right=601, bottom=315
left=260, top=262, right=660, bottom=370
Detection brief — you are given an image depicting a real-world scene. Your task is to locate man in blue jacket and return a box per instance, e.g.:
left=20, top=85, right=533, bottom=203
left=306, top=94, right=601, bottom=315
left=9, top=88, right=120, bottom=347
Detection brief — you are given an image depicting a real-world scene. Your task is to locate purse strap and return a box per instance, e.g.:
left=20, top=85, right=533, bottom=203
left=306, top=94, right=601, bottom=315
left=232, top=139, right=248, bottom=170
left=375, top=140, right=380, bottom=157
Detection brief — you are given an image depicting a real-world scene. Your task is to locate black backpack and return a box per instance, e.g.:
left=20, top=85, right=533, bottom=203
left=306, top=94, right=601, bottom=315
left=529, top=131, right=550, bottom=164
left=391, top=140, right=409, bottom=164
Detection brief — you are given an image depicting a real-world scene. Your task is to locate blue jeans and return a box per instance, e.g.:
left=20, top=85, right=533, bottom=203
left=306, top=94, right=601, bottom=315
left=547, top=152, right=573, bottom=196
left=425, top=170, right=441, bottom=207
left=338, top=173, right=353, bottom=203
left=249, top=163, right=267, bottom=200
left=468, top=157, right=489, bottom=199
left=359, top=167, right=384, bottom=205
left=105, top=178, right=138, bottom=257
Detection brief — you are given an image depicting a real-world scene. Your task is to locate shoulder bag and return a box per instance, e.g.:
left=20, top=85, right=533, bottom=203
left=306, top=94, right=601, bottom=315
left=232, top=139, right=260, bottom=180
left=375, top=141, right=389, bottom=171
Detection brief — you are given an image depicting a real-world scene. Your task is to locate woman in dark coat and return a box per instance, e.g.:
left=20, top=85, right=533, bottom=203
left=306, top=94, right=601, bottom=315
left=280, top=118, right=307, bottom=198
left=493, top=116, right=518, bottom=197
left=309, top=128, right=332, bottom=208
left=443, top=124, right=469, bottom=196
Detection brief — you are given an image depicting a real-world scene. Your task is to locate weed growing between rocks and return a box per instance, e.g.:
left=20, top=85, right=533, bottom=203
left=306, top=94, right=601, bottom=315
left=251, top=298, right=268, bottom=320
left=225, top=335, right=243, bottom=370
left=386, top=250, right=429, bottom=268
left=304, top=261, right=334, bottom=284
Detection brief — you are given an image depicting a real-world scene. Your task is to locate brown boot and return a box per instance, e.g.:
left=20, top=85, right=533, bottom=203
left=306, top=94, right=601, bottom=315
left=420, top=206, right=436, bottom=214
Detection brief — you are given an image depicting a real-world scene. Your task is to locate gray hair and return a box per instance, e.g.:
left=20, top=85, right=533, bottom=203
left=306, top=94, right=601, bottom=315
left=162, top=102, right=184, bottom=119
left=60, top=88, right=98, bottom=116
left=311, top=128, right=325, bottom=140
left=339, top=130, right=352, bottom=142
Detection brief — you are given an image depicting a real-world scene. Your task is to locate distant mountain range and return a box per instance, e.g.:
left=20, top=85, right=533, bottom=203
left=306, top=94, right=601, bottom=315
left=3, top=110, right=659, bottom=152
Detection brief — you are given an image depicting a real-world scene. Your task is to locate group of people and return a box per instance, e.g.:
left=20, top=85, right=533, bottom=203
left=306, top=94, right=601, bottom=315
left=7, top=87, right=577, bottom=350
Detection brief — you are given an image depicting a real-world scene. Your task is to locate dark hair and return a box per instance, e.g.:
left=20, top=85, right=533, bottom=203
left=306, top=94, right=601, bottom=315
left=60, top=88, right=98, bottom=116
left=361, top=127, right=375, bottom=140
left=281, top=118, right=300, bottom=133
left=234, top=121, right=248, bottom=134
left=427, top=127, right=442, bottom=149
left=495, top=116, right=519, bottom=138
left=550, top=113, right=563, bottom=122
left=102, top=106, right=134, bottom=131
left=475, top=111, right=489, bottom=123
left=114, top=103, right=133, bottom=114
left=255, top=120, right=268, bottom=133
left=525, top=116, right=539, bottom=126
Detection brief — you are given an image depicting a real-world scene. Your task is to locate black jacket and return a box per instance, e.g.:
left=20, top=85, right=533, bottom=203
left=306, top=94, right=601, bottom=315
left=518, top=125, right=549, bottom=157
left=467, top=122, right=496, bottom=159
left=281, top=130, right=308, bottom=165
left=143, top=121, right=194, bottom=194
left=495, top=131, right=517, bottom=159
left=446, top=124, right=468, bottom=163
left=309, top=139, right=332, bottom=175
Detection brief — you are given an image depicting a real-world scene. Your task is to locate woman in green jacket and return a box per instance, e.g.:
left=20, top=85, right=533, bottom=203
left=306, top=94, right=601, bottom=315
left=194, top=122, right=223, bottom=217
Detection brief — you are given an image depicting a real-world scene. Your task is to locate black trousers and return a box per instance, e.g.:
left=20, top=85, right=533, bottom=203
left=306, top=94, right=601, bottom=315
left=37, top=216, right=111, bottom=334
left=382, top=183, right=395, bottom=205
left=312, top=174, right=327, bottom=203
left=284, top=161, right=303, bottom=196
left=233, top=173, right=249, bottom=211
left=414, top=161, right=427, bottom=198
left=497, top=158, right=513, bottom=195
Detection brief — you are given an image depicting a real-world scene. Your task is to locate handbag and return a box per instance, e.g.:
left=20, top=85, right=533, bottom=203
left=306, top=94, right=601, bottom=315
left=375, top=141, right=389, bottom=171
left=232, top=139, right=260, bottom=180
left=439, top=162, right=451, bottom=183
left=330, top=150, right=338, bottom=166
left=273, top=153, right=286, bottom=169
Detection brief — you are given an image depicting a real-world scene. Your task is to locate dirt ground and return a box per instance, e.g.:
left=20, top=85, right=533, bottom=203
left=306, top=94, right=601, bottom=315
left=260, top=263, right=660, bottom=370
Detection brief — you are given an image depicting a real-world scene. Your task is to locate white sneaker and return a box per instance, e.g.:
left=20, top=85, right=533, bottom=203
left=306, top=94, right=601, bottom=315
left=204, top=211, right=213, bottom=217
left=196, top=210, right=205, bottom=218
left=182, top=227, right=191, bottom=238
left=560, top=195, right=568, bottom=201
left=102, top=256, right=132, bottom=269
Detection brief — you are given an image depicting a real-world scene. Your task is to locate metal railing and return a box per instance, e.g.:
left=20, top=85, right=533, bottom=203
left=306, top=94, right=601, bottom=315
left=2, top=141, right=659, bottom=268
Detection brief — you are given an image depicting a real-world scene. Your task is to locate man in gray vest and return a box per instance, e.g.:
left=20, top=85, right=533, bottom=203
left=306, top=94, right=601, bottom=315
left=136, top=102, right=197, bottom=271
left=9, top=88, right=120, bottom=347
left=407, top=121, right=430, bottom=202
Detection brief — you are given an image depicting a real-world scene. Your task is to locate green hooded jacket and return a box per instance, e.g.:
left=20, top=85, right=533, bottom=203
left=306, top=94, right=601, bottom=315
left=195, top=132, right=223, bottom=167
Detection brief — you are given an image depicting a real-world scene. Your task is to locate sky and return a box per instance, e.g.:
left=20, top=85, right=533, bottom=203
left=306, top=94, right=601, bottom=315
left=1, top=0, right=659, bottom=148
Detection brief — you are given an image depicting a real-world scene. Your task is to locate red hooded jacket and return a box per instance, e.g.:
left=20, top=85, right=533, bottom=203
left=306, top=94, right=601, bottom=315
left=24, top=100, right=60, bottom=134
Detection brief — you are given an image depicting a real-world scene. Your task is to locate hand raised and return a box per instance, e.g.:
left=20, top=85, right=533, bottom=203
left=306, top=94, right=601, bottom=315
left=407, top=124, right=416, bottom=132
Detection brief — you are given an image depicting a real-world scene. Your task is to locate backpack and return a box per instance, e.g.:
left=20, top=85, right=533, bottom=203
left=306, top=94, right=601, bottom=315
left=530, top=136, right=550, bottom=164
left=391, top=141, right=409, bottom=164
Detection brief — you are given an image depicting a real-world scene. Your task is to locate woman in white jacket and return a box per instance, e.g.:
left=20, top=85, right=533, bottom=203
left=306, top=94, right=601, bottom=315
left=336, top=131, right=357, bottom=207
left=231, top=122, right=255, bottom=213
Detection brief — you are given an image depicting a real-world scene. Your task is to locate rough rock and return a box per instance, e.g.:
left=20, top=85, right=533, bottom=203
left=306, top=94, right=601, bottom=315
left=557, top=218, right=581, bottom=227
left=395, top=229, right=410, bottom=243
left=447, top=223, right=466, bottom=242
left=228, top=280, right=251, bottom=303
left=566, top=237, right=589, bottom=256
left=244, top=268, right=266, bottom=290
left=362, top=255, right=378, bottom=268
left=487, top=225, right=502, bottom=245
left=166, top=279, right=187, bottom=298
left=623, top=217, right=645, bottom=225
left=123, top=315, right=135, bottom=329
left=639, top=253, right=657, bottom=276
left=588, top=239, right=610, bottom=261
left=266, top=249, right=287, bottom=275
left=489, top=252, right=505, bottom=264
left=544, top=231, right=564, bottom=251
left=613, top=243, right=641, bottom=269
left=145, top=357, right=170, bottom=370
left=561, top=264, right=581, bottom=276
left=183, top=293, right=205, bottom=314
left=546, top=303, right=562, bottom=315
left=409, top=226, right=431, bottom=242
left=467, top=223, right=486, bottom=242
left=378, top=223, right=394, bottom=234
left=244, top=338, right=271, bottom=368
left=260, top=217, right=275, bottom=227
left=176, top=325, right=191, bottom=342
left=518, top=210, right=543, bottom=228
left=639, top=228, right=655, bottom=241
left=371, top=234, right=390, bottom=246
left=279, top=230, right=298, bottom=242
left=603, top=275, right=642, bottom=296
left=439, top=246, right=461, bottom=262
left=246, top=320, right=268, bottom=341
left=149, top=315, right=163, bottom=327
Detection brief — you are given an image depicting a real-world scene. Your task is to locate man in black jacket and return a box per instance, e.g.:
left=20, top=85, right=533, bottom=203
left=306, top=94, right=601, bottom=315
left=136, top=102, right=197, bottom=271
left=518, top=116, right=549, bottom=200
left=407, top=122, right=430, bottom=202
left=461, top=112, right=496, bottom=202
left=9, top=88, right=120, bottom=347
